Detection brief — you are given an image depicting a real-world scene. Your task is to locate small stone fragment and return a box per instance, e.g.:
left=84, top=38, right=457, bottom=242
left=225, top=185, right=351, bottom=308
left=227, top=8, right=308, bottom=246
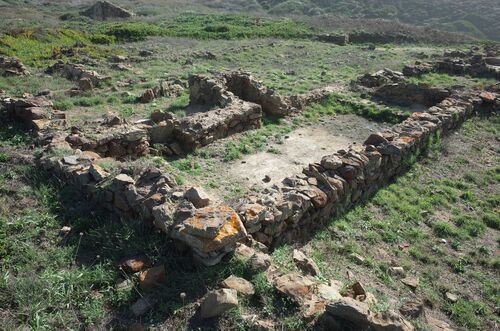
left=222, top=275, right=255, bottom=296
left=200, top=288, right=238, bottom=318
left=445, top=292, right=458, bottom=303
left=138, top=265, right=166, bottom=290
left=184, top=187, right=211, bottom=208
left=119, top=254, right=151, bottom=273
left=293, top=249, right=321, bottom=276
left=401, top=277, right=419, bottom=290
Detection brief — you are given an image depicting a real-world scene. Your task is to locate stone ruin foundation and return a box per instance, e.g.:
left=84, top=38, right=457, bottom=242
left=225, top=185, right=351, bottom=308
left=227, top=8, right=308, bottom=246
left=2, top=67, right=499, bottom=265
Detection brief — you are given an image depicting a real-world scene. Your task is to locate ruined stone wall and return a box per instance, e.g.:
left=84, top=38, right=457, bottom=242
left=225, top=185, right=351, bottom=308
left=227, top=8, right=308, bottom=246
left=224, top=72, right=291, bottom=116
left=173, top=100, right=262, bottom=152
left=235, top=91, right=499, bottom=248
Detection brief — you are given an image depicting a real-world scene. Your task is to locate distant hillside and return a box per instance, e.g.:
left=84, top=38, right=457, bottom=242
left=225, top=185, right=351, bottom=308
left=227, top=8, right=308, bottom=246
left=205, top=0, right=500, bottom=40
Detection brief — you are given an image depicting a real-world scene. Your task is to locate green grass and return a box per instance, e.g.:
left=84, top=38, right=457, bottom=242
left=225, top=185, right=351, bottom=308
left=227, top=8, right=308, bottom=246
left=304, top=93, right=408, bottom=123
left=101, top=14, right=317, bottom=42
left=0, top=28, right=114, bottom=66
left=268, top=115, right=499, bottom=330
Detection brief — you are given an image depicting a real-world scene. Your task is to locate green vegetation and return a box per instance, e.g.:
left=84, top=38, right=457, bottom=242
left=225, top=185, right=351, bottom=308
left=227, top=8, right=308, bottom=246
left=270, top=116, right=500, bottom=330
left=0, top=28, right=114, bottom=66
left=304, top=93, right=408, bottom=123
left=101, top=14, right=317, bottom=41
left=235, top=0, right=500, bottom=40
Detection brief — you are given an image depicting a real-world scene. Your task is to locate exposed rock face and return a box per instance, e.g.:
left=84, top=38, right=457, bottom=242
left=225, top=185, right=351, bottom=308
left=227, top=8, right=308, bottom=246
left=200, top=289, right=238, bottom=318
left=81, top=1, right=135, bottom=20
left=0, top=56, right=29, bottom=76
left=224, top=72, right=290, bottom=116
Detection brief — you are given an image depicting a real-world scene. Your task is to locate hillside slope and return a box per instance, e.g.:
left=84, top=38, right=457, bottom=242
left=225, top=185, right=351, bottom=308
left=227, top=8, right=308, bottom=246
left=206, top=0, right=500, bottom=40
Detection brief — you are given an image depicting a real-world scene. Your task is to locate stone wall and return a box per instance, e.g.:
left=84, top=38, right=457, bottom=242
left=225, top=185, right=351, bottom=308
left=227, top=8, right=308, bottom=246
left=38, top=149, right=247, bottom=266
left=46, top=61, right=111, bottom=86
left=403, top=48, right=500, bottom=80
left=0, top=56, right=29, bottom=76
left=173, top=99, right=262, bottom=152
left=224, top=72, right=290, bottom=116
left=1, top=96, right=66, bottom=131
left=234, top=90, right=499, bottom=248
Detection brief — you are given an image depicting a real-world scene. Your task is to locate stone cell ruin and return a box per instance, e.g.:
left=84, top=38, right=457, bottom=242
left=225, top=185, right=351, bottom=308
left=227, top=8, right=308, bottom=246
left=2, top=64, right=499, bottom=267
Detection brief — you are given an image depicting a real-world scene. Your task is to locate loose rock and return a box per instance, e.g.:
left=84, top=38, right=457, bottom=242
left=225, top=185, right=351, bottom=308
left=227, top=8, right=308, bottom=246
left=200, top=288, right=238, bottom=318
left=222, top=275, right=255, bottom=296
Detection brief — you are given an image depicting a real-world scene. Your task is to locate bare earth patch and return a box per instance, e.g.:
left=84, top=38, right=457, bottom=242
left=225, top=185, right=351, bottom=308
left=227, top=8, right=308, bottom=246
left=227, top=114, right=390, bottom=188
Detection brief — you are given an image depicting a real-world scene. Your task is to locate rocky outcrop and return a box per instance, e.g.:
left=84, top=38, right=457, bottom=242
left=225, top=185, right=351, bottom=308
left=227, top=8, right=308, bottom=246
left=0, top=57, right=29, bottom=76
left=81, top=1, right=135, bottom=20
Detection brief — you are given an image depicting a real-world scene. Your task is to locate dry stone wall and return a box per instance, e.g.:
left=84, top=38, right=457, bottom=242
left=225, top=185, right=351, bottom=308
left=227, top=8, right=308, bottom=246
left=235, top=90, right=499, bottom=248
left=0, top=57, right=30, bottom=76
left=3, top=68, right=498, bottom=267
left=403, top=48, right=500, bottom=80
left=0, top=95, right=66, bottom=131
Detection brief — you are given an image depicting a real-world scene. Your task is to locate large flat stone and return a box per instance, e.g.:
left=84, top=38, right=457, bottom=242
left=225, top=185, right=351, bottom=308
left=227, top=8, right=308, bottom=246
left=171, top=205, right=247, bottom=253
